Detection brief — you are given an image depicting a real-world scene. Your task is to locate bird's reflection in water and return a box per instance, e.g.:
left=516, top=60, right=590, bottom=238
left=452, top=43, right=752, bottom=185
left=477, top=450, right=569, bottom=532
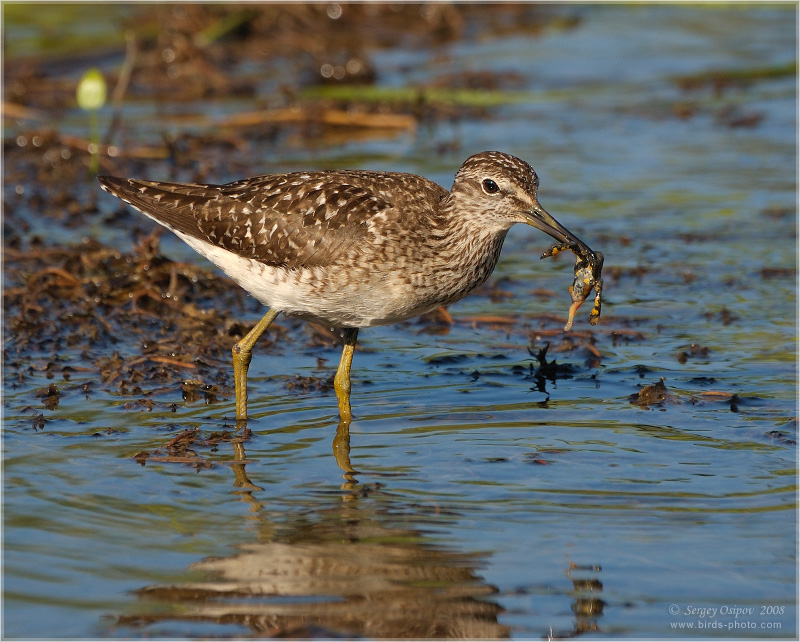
left=116, top=500, right=509, bottom=639
left=122, top=416, right=603, bottom=638
left=546, top=564, right=605, bottom=640
left=225, top=416, right=358, bottom=495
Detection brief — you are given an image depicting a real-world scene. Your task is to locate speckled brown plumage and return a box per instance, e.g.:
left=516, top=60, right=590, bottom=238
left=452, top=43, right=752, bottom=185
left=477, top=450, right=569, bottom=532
left=100, top=170, right=443, bottom=270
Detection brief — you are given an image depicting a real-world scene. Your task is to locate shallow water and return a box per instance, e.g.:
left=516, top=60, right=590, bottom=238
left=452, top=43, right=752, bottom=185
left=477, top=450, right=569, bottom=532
left=3, top=4, right=797, bottom=639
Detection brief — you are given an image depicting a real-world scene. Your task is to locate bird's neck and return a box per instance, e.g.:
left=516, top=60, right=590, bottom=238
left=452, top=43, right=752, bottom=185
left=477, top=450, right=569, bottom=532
left=430, top=204, right=511, bottom=304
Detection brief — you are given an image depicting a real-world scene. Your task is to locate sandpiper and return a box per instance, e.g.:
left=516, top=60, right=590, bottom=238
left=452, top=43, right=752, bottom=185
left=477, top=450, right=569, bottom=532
left=99, top=151, right=601, bottom=423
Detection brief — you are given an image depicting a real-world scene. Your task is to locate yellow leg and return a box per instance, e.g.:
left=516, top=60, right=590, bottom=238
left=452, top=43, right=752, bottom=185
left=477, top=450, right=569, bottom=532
left=333, top=328, right=358, bottom=423
left=232, top=308, right=279, bottom=423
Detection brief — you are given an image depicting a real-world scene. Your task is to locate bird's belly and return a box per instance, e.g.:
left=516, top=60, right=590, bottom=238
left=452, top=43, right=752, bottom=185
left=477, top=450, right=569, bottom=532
left=176, top=232, right=478, bottom=328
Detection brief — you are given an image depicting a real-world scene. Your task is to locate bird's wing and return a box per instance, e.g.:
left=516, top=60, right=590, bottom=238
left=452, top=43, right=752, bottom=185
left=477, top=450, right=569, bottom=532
left=98, top=172, right=398, bottom=269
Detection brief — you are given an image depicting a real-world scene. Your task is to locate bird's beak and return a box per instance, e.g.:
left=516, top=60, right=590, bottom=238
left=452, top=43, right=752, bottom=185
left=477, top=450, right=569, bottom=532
left=521, top=202, right=591, bottom=255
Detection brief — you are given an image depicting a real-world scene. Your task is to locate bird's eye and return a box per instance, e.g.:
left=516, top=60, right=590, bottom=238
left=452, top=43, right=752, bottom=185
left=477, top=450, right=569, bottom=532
left=482, top=179, right=500, bottom=194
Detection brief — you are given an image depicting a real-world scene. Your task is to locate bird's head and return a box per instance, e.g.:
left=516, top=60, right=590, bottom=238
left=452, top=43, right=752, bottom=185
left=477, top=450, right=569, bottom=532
left=449, top=151, right=591, bottom=255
